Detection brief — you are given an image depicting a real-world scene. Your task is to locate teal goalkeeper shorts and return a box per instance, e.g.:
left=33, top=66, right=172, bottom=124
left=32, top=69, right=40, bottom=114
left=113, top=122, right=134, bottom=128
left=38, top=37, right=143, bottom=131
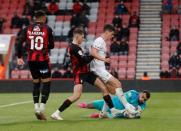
left=92, top=100, right=104, bottom=111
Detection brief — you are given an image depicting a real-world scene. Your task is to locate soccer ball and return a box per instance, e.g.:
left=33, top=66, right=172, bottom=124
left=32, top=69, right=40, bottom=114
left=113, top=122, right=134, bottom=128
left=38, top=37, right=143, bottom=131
left=123, top=109, right=141, bottom=119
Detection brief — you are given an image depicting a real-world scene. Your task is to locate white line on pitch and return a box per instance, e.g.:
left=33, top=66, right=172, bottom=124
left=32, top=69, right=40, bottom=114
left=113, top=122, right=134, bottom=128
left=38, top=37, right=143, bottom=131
left=0, top=100, right=32, bottom=108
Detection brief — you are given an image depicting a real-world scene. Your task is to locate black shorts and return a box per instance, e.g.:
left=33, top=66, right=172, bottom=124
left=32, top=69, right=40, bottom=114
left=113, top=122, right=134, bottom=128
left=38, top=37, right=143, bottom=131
left=74, top=72, right=97, bottom=85
left=28, top=61, right=51, bottom=79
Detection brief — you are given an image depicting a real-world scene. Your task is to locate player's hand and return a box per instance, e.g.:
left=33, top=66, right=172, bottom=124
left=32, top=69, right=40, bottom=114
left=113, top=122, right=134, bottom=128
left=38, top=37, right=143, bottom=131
left=104, top=58, right=110, bottom=63
left=17, top=58, right=25, bottom=66
left=136, top=106, right=142, bottom=114
left=125, top=103, right=137, bottom=114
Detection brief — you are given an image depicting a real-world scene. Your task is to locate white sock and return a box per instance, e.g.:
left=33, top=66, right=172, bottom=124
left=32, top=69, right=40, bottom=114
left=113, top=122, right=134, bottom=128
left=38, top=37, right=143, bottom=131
left=110, top=107, right=117, bottom=112
left=40, top=103, right=45, bottom=112
left=101, top=102, right=108, bottom=113
left=34, top=103, right=40, bottom=113
left=115, top=88, right=128, bottom=107
left=55, top=110, right=60, bottom=115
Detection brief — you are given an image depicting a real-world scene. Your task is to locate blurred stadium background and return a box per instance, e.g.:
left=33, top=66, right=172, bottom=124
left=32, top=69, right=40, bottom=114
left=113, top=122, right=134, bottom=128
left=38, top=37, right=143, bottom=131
left=0, top=0, right=181, bottom=130
left=1, top=0, right=181, bottom=81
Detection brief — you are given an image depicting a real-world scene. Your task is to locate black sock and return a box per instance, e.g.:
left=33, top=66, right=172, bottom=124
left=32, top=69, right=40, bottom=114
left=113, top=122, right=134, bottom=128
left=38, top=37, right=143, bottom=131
left=32, top=82, right=41, bottom=103
left=103, top=95, right=114, bottom=109
left=58, top=99, right=72, bottom=112
left=41, top=81, right=51, bottom=104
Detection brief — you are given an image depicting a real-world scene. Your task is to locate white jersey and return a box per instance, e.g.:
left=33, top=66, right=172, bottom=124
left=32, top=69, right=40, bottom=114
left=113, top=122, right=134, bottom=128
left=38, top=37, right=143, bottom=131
left=90, top=37, right=107, bottom=71
left=90, top=37, right=113, bottom=83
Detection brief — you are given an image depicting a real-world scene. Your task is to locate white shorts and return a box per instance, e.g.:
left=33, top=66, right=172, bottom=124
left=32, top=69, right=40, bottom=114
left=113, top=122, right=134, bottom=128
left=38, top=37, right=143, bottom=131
left=93, top=69, right=113, bottom=83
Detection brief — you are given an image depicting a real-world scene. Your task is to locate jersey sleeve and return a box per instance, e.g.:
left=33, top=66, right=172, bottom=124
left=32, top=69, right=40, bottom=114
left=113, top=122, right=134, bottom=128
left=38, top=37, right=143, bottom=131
left=124, top=90, right=133, bottom=101
left=16, top=27, right=27, bottom=58
left=139, top=103, right=146, bottom=111
left=47, top=27, right=54, bottom=49
left=71, top=45, right=94, bottom=64
left=92, top=38, right=102, bottom=50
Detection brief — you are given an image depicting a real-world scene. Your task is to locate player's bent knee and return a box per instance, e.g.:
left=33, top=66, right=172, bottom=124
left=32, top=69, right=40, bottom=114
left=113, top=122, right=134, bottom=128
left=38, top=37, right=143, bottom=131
left=70, top=95, right=81, bottom=102
left=112, top=78, right=121, bottom=88
left=108, top=87, right=116, bottom=95
left=41, top=78, right=51, bottom=83
left=33, top=79, right=40, bottom=83
left=70, top=92, right=82, bottom=102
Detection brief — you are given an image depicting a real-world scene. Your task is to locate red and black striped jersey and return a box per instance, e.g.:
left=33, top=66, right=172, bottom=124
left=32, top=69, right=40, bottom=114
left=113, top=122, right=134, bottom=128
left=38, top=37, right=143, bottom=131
left=68, top=43, right=94, bottom=74
left=16, top=22, right=54, bottom=62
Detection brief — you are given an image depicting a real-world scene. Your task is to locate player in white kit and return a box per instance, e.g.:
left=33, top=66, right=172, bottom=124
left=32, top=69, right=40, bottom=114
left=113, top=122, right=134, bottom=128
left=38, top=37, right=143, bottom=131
left=90, top=24, right=136, bottom=117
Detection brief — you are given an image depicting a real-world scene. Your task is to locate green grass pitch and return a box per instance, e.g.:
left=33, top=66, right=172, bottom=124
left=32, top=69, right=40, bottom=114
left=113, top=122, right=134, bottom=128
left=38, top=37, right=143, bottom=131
left=0, top=93, right=181, bottom=131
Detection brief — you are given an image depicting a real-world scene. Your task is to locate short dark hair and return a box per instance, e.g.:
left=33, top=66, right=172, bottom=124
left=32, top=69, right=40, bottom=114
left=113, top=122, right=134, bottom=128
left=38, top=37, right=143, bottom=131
left=35, top=10, right=46, bottom=18
left=73, top=28, right=84, bottom=36
left=143, top=90, right=151, bottom=99
left=103, top=24, right=115, bottom=32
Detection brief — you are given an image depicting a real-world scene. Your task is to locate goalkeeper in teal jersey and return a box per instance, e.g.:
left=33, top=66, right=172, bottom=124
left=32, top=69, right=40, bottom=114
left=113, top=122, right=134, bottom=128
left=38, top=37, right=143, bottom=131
left=78, top=90, right=150, bottom=119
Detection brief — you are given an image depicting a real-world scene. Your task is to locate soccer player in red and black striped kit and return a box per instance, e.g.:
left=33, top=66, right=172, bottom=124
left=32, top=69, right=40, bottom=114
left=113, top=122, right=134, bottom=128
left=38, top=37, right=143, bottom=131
left=51, top=28, right=123, bottom=120
left=16, top=10, right=54, bottom=120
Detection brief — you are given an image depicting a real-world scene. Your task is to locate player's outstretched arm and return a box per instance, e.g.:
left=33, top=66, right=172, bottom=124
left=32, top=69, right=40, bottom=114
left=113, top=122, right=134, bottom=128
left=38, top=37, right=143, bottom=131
left=74, top=48, right=94, bottom=64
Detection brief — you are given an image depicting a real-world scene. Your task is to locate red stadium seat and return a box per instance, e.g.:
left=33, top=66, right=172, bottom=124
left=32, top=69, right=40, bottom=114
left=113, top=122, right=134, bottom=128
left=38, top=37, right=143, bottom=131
left=12, top=28, right=20, bottom=34
left=11, top=70, right=20, bottom=79
left=97, top=21, right=105, bottom=28
left=129, top=41, right=137, bottom=46
left=19, top=70, right=29, bottom=79
left=54, top=41, right=61, bottom=48
left=64, top=15, right=72, bottom=21
left=130, top=28, right=138, bottom=33
left=128, top=55, right=136, bottom=61
left=105, top=19, right=112, bottom=24
left=118, top=56, right=127, bottom=61
left=60, top=42, right=68, bottom=48
left=110, top=62, right=119, bottom=69
left=99, top=8, right=106, bottom=15
left=162, top=41, right=170, bottom=47
left=88, top=27, right=96, bottom=34
left=129, top=47, right=137, bottom=54
left=56, top=16, right=64, bottom=21
left=129, top=34, right=138, bottom=40
left=162, top=54, right=169, bottom=61
left=121, top=14, right=130, bottom=25
left=88, top=22, right=97, bottom=28
left=96, top=27, right=104, bottom=34
left=118, top=61, right=127, bottom=68
left=110, top=55, right=119, bottom=61
left=127, top=61, right=136, bottom=68
left=163, top=14, right=171, bottom=21
left=118, top=68, right=126, bottom=79
left=127, top=68, right=135, bottom=79
left=3, top=28, right=12, bottom=34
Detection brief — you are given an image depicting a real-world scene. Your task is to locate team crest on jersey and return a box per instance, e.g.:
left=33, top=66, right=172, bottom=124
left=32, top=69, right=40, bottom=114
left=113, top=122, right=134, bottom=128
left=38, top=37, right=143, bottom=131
left=78, top=50, right=83, bottom=56
left=33, top=26, right=40, bottom=32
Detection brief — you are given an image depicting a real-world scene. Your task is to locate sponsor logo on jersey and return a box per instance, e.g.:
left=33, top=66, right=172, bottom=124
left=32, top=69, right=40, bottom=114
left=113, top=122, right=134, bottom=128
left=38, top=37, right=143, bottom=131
left=78, top=50, right=83, bottom=56
left=33, top=26, right=40, bottom=31
left=40, top=69, right=49, bottom=74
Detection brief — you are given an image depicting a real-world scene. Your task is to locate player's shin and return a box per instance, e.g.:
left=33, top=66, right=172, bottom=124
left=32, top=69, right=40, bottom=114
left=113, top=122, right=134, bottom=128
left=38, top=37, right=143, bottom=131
left=40, top=81, right=51, bottom=112
left=58, top=99, right=72, bottom=113
left=32, top=82, right=41, bottom=112
left=51, top=99, right=72, bottom=120
left=103, top=95, right=114, bottom=109
left=101, top=102, right=108, bottom=113
left=115, top=88, right=136, bottom=113
left=115, top=88, right=128, bottom=106
left=99, top=102, right=109, bottom=118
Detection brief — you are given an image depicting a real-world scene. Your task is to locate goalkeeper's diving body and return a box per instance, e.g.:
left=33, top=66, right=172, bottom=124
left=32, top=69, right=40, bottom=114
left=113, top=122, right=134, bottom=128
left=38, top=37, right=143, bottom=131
left=78, top=90, right=150, bottom=119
